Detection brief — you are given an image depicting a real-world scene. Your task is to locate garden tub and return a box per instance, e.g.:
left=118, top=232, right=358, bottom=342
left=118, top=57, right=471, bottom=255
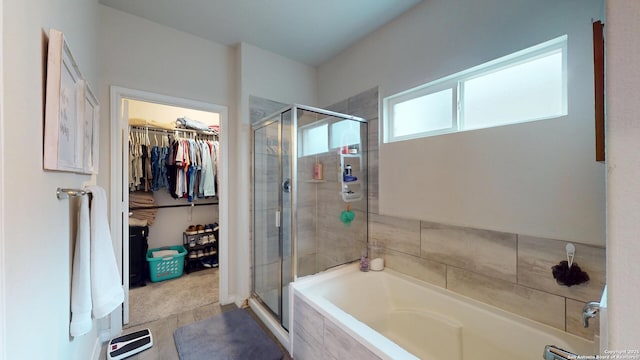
left=291, top=263, right=596, bottom=360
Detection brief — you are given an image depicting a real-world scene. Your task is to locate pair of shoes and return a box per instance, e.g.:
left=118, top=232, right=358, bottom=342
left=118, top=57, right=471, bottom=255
left=197, top=250, right=204, bottom=258
left=201, top=258, right=215, bottom=268
left=188, top=251, right=197, bottom=259
left=185, top=225, right=197, bottom=235
left=196, top=224, right=205, bottom=234
left=205, top=223, right=219, bottom=232
left=197, top=236, right=207, bottom=245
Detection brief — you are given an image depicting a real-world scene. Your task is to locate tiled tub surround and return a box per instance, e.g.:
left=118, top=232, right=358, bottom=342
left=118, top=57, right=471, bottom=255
left=371, top=217, right=606, bottom=340
left=291, top=263, right=596, bottom=360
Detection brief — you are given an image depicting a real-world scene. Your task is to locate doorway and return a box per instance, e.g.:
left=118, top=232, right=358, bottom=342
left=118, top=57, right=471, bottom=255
left=109, top=86, right=230, bottom=333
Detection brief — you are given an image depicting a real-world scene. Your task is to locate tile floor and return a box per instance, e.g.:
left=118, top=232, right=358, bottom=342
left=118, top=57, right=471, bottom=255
left=99, top=303, right=292, bottom=359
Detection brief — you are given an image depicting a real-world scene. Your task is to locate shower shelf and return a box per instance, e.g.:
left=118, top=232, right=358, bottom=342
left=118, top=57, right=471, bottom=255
left=304, top=179, right=326, bottom=183
left=341, top=191, right=362, bottom=202
left=339, top=152, right=363, bottom=202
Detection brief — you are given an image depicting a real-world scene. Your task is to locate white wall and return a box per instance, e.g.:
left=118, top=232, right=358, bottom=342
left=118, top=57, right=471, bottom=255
left=2, top=0, right=101, bottom=358
left=233, top=42, right=316, bottom=304
left=606, top=0, right=640, bottom=349
left=318, top=0, right=606, bottom=246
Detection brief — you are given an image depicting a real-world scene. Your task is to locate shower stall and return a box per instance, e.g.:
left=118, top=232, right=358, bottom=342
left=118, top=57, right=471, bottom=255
left=252, top=105, right=368, bottom=332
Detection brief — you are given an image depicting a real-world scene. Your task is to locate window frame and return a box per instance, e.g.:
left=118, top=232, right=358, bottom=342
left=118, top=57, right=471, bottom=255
left=385, top=81, right=458, bottom=142
left=383, top=35, right=568, bottom=143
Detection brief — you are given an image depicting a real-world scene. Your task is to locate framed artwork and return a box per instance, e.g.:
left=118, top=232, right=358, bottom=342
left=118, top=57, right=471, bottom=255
left=83, top=84, right=99, bottom=174
left=44, top=28, right=100, bottom=174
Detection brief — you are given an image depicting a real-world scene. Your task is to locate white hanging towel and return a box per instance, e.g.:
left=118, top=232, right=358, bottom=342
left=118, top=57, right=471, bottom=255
left=87, top=185, right=125, bottom=319
left=70, top=195, right=93, bottom=337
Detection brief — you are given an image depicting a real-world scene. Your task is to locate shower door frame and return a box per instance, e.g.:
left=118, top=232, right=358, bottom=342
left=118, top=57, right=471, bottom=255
left=251, top=104, right=368, bottom=332
left=251, top=114, right=286, bottom=325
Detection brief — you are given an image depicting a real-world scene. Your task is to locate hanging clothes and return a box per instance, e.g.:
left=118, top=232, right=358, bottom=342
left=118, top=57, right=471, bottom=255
left=201, top=141, right=215, bottom=197
left=129, top=126, right=219, bottom=200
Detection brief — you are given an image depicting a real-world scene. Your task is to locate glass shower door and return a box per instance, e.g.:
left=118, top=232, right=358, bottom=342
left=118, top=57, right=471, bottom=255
left=253, top=119, right=281, bottom=319
left=281, top=109, right=293, bottom=331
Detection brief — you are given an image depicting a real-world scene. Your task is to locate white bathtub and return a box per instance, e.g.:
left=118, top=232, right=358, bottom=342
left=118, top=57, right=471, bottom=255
left=291, top=263, right=597, bottom=360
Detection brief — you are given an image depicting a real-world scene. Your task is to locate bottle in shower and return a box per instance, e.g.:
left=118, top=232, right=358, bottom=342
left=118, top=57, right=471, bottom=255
left=314, top=161, right=323, bottom=180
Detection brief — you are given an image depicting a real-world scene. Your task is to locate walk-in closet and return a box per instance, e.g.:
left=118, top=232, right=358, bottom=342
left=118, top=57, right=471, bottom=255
left=124, top=99, right=222, bottom=328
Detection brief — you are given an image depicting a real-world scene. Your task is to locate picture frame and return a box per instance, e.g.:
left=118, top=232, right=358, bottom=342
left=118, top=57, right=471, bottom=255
left=44, top=28, right=100, bottom=174
left=82, top=84, right=99, bottom=174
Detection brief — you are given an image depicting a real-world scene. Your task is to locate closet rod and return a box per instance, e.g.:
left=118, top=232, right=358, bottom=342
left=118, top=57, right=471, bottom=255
left=129, top=125, right=218, bottom=137
left=129, top=202, right=218, bottom=210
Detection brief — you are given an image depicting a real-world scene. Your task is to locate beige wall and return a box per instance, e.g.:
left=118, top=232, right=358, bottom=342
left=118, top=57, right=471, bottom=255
left=97, top=5, right=236, bottom=299
left=0, top=0, right=5, bottom=357
left=2, top=0, right=101, bottom=358
left=605, top=0, right=640, bottom=350
left=128, top=99, right=220, bottom=127
left=318, top=0, right=606, bottom=247
left=97, top=5, right=235, bottom=196
left=237, top=42, right=317, bottom=303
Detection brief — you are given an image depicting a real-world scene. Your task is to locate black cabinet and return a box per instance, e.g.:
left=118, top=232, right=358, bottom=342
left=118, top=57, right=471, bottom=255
left=183, top=224, right=218, bottom=273
left=129, top=226, right=149, bottom=287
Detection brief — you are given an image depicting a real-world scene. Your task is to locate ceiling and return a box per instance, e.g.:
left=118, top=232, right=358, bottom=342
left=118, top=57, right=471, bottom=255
left=98, top=0, right=423, bottom=66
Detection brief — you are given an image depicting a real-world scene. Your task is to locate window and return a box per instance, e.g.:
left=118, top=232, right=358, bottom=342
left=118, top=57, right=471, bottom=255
left=384, top=35, right=567, bottom=143
left=392, top=87, right=456, bottom=138
left=330, top=120, right=361, bottom=149
left=300, top=122, right=328, bottom=156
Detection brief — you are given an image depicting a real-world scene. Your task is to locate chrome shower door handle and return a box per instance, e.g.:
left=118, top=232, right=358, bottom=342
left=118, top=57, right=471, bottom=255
left=282, top=178, right=291, bottom=193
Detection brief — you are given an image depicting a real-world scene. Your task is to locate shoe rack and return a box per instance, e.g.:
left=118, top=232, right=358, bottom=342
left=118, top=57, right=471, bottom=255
left=183, top=223, right=219, bottom=273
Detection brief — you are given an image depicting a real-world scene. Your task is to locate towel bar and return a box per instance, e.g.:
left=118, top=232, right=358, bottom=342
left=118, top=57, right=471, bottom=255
left=56, top=188, right=89, bottom=199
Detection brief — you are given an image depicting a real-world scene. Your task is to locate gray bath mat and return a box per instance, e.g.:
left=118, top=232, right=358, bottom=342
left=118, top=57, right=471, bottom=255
left=174, top=309, right=283, bottom=360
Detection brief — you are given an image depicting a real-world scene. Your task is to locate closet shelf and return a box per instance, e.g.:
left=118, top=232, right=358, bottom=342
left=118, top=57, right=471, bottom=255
left=130, top=124, right=218, bottom=138
left=130, top=201, right=218, bottom=210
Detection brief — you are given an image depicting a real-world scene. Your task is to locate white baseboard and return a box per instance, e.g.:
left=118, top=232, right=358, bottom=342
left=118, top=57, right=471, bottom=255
left=91, top=336, right=103, bottom=360
left=220, top=294, right=236, bottom=306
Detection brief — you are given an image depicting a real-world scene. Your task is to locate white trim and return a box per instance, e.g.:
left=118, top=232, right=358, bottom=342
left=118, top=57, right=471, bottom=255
left=108, top=87, right=232, bottom=329
left=121, top=98, right=129, bottom=324
left=0, top=0, right=6, bottom=356
left=91, top=336, right=102, bottom=360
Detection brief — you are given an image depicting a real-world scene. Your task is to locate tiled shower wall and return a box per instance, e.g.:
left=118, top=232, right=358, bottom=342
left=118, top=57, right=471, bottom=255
left=296, top=111, right=368, bottom=277
left=327, top=87, right=606, bottom=340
